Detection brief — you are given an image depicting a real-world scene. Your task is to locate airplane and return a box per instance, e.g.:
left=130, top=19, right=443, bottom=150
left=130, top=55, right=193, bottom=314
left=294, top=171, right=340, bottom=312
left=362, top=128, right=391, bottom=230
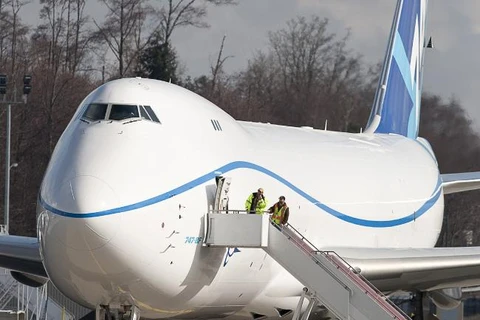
left=2, top=0, right=480, bottom=319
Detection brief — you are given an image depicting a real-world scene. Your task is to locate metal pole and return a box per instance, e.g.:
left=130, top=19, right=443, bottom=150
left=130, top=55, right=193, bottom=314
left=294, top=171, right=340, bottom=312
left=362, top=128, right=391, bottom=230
left=17, top=283, right=19, bottom=320
left=300, top=298, right=317, bottom=320
left=36, top=287, right=38, bottom=320
left=292, top=288, right=308, bottom=320
left=4, top=103, right=10, bottom=234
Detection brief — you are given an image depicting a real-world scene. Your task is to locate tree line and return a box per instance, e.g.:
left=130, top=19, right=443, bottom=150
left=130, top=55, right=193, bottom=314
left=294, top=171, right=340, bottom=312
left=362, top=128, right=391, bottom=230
left=0, top=1, right=478, bottom=247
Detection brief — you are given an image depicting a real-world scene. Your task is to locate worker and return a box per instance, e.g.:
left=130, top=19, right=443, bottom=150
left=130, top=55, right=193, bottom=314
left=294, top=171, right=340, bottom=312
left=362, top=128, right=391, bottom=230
left=245, top=188, right=267, bottom=214
left=268, top=196, right=289, bottom=225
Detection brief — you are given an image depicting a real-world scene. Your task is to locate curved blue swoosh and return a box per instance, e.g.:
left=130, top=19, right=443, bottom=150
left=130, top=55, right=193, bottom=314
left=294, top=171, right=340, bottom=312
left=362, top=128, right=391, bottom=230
left=40, top=161, right=442, bottom=228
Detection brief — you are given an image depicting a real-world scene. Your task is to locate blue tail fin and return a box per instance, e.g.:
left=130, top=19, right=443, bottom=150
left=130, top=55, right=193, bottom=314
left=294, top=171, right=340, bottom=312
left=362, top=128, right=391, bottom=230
left=365, top=0, right=428, bottom=138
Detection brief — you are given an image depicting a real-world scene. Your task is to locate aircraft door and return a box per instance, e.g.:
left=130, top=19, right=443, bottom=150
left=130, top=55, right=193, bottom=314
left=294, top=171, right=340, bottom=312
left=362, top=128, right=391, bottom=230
left=214, top=176, right=231, bottom=212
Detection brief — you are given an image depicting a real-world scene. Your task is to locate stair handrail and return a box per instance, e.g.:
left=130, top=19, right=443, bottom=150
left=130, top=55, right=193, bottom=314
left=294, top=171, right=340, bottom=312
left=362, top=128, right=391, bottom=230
left=322, top=250, right=409, bottom=317
left=279, top=222, right=410, bottom=320
left=207, top=209, right=250, bottom=214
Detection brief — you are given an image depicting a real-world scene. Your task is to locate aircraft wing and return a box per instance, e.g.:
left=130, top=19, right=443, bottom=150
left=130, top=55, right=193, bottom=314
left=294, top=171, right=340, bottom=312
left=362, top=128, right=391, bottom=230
left=0, top=235, right=47, bottom=278
left=441, top=172, right=480, bottom=194
left=332, top=247, right=480, bottom=292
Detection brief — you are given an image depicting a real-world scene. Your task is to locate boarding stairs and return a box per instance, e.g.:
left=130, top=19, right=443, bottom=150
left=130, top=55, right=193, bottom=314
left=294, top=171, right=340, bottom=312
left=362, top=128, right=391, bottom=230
left=206, top=177, right=410, bottom=320
left=203, top=211, right=410, bottom=320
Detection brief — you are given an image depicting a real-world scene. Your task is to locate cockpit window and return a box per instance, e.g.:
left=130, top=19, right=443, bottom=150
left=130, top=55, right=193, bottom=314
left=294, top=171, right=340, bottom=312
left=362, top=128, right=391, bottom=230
left=144, top=105, right=161, bottom=123
left=109, top=104, right=139, bottom=121
left=81, top=103, right=161, bottom=124
left=140, top=106, right=151, bottom=120
left=82, top=103, right=108, bottom=121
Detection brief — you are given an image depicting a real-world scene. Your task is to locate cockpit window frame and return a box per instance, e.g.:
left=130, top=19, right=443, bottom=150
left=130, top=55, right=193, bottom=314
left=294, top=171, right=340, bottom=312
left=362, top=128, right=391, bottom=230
left=80, top=103, right=162, bottom=125
left=143, top=105, right=161, bottom=123
left=139, top=105, right=151, bottom=121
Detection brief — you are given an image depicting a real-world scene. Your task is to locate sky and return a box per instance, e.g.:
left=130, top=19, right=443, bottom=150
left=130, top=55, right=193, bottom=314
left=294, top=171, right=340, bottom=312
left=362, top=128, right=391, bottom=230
left=171, top=0, right=480, bottom=132
left=19, top=0, right=480, bottom=131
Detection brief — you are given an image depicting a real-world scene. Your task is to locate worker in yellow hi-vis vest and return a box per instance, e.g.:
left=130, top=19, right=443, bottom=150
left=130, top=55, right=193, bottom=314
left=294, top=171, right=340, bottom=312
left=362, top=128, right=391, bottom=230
left=268, top=196, right=289, bottom=225
left=245, top=188, right=267, bottom=214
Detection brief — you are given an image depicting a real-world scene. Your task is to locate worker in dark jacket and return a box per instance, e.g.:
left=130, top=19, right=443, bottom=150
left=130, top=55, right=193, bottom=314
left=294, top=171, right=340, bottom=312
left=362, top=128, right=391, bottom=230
left=268, top=196, right=289, bottom=225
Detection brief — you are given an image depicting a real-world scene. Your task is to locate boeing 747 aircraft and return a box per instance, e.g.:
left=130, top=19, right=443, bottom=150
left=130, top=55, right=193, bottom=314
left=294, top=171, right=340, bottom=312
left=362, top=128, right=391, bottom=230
left=1, top=0, right=480, bottom=319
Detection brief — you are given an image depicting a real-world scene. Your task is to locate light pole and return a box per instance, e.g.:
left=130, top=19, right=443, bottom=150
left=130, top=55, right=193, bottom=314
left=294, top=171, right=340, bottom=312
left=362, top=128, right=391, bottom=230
left=5, top=104, right=12, bottom=234
left=0, top=74, right=31, bottom=234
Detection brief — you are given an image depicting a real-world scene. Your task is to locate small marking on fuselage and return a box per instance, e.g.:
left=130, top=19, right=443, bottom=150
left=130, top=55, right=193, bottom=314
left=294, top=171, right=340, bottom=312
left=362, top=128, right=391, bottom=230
left=185, top=236, right=202, bottom=244
left=223, top=247, right=241, bottom=267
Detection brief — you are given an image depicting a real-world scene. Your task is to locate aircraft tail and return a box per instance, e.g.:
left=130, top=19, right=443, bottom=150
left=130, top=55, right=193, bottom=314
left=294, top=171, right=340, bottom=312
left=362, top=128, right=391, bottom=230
left=365, top=0, right=428, bottom=138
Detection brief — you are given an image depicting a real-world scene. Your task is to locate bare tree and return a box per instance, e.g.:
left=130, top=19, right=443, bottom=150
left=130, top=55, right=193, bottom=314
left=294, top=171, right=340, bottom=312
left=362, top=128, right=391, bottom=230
left=39, top=0, right=69, bottom=70
left=28, top=0, right=92, bottom=157
left=266, top=16, right=368, bottom=128
left=224, top=16, right=368, bottom=129
left=0, top=0, right=28, bottom=77
left=63, top=0, right=89, bottom=74
left=71, top=0, right=89, bottom=73
left=209, top=34, right=232, bottom=99
left=224, top=52, right=279, bottom=121
left=94, top=0, right=149, bottom=78
left=9, top=0, right=29, bottom=79
left=0, top=0, right=9, bottom=67
left=158, top=0, right=235, bottom=48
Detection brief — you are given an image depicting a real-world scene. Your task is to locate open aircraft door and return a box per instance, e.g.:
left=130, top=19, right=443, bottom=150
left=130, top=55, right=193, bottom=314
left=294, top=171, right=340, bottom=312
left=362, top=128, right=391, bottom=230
left=214, top=176, right=231, bottom=212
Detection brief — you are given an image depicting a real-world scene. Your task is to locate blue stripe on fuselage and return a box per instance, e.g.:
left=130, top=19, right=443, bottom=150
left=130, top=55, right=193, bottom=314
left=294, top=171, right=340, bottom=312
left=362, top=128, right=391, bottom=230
left=40, top=161, right=442, bottom=228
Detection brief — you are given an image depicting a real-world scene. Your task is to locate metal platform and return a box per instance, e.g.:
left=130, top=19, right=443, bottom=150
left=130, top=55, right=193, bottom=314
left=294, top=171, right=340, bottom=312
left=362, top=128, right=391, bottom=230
left=204, top=212, right=410, bottom=320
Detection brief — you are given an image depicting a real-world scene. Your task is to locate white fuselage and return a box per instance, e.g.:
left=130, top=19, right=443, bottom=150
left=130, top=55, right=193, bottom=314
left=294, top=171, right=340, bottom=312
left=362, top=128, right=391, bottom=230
left=36, top=79, right=443, bottom=318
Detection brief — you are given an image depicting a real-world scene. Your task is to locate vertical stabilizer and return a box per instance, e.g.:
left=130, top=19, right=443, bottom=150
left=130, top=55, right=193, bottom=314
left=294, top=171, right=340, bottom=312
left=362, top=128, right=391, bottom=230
left=365, top=0, right=428, bottom=138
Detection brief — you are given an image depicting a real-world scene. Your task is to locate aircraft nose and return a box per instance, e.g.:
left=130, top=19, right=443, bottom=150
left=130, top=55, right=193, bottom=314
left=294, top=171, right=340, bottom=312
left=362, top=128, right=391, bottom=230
left=41, top=175, right=120, bottom=251
left=54, top=175, right=118, bottom=215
